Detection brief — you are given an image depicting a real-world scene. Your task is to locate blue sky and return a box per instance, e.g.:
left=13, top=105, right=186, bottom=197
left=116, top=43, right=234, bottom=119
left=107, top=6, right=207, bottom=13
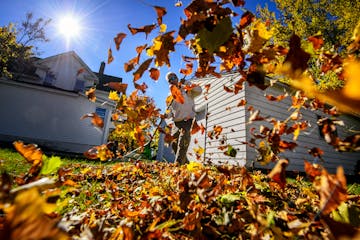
left=0, top=0, right=276, bottom=112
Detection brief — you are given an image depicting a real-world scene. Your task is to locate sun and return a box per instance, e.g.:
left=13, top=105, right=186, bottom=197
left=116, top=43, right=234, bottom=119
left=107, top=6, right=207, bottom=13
left=57, top=15, right=81, bottom=40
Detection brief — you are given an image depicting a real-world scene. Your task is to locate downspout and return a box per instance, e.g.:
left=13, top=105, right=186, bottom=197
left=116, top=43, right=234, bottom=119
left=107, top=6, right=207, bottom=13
left=203, top=103, right=208, bottom=162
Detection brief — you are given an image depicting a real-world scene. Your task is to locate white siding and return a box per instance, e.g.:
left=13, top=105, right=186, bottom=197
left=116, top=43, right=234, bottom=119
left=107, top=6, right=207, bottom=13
left=189, top=73, right=247, bottom=166
left=245, top=82, right=360, bottom=175
left=0, top=79, right=112, bottom=153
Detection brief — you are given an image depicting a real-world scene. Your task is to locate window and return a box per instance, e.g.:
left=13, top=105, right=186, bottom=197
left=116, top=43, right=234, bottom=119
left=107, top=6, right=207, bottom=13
left=96, top=107, right=106, bottom=121
left=43, top=71, right=56, bottom=86
left=74, top=79, right=85, bottom=92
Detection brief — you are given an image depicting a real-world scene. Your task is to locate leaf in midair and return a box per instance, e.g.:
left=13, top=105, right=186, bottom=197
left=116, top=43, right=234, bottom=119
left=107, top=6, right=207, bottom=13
left=237, top=99, right=247, bottom=107
left=114, top=32, right=127, bottom=51
left=284, top=34, right=311, bottom=77
left=133, top=58, right=153, bottom=82
left=103, top=82, right=128, bottom=94
left=239, top=11, right=255, bottom=29
left=304, top=160, right=322, bottom=181
left=85, top=87, right=96, bottom=102
left=198, top=17, right=233, bottom=53
left=265, top=93, right=288, bottom=101
left=107, top=48, right=114, bottom=64
left=170, top=85, right=184, bottom=104
left=134, top=82, right=148, bottom=93
left=13, top=141, right=43, bottom=166
left=231, top=0, right=245, bottom=6
left=80, top=113, right=104, bottom=128
left=267, top=159, right=289, bottom=189
left=316, top=166, right=347, bottom=215
left=149, top=68, right=160, bottom=81
left=128, top=23, right=156, bottom=38
left=154, top=6, right=167, bottom=25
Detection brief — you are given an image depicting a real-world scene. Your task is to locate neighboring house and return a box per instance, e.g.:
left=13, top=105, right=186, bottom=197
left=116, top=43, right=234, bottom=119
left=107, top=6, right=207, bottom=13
left=0, top=51, right=121, bottom=153
left=158, top=72, right=360, bottom=175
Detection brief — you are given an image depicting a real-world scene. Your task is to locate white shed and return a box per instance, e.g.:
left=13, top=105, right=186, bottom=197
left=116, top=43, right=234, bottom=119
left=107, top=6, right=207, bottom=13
left=0, top=51, right=116, bottom=153
left=158, top=72, right=360, bottom=175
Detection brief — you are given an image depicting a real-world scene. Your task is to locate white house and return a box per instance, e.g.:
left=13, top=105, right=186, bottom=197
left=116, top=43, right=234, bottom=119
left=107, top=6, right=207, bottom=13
left=158, top=72, right=360, bottom=175
left=0, top=51, right=120, bottom=153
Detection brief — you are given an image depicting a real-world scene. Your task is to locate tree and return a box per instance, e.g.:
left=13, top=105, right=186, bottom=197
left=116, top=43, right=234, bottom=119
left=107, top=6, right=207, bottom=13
left=257, top=0, right=360, bottom=90
left=0, top=12, right=50, bottom=78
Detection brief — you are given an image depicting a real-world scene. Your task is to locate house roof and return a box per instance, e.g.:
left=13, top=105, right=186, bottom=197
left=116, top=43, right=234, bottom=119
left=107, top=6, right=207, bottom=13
left=35, top=51, right=99, bottom=83
left=94, top=72, right=122, bottom=92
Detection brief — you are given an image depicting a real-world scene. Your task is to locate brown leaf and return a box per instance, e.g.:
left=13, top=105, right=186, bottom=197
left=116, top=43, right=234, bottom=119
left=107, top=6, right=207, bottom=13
left=128, top=24, right=156, bottom=38
left=124, top=56, right=139, bottom=72
left=284, top=34, right=311, bottom=77
left=103, top=82, right=128, bottom=94
left=114, top=33, right=127, bottom=51
left=304, top=160, right=322, bottom=181
left=265, top=93, right=288, bottom=101
left=267, top=159, right=289, bottom=189
left=316, top=167, right=347, bottom=215
left=149, top=68, right=160, bottom=81
left=154, top=6, right=167, bottom=25
left=107, top=48, right=114, bottom=64
left=80, top=113, right=104, bottom=128
left=134, top=82, right=148, bottom=93
left=237, top=99, right=247, bottom=107
left=85, top=87, right=96, bottom=102
left=231, top=0, right=245, bottom=6
left=133, top=58, right=153, bottom=82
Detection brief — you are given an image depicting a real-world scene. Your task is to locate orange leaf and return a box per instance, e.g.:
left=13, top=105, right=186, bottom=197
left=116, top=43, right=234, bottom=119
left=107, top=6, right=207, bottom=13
left=191, top=120, right=200, bottom=134
left=13, top=141, right=43, bottom=166
left=170, top=85, right=185, bottom=104
left=204, top=84, right=211, bottom=93
left=107, top=48, right=114, bottom=64
left=80, top=113, right=104, bottom=128
left=265, top=93, right=288, bottom=101
left=114, top=32, right=127, bottom=51
left=304, top=160, right=322, bottom=181
left=239, top=11, right=254, bottom=29
left=124, top=56, right=139, bottom=72
left=308, top=34, right=324, bottom=50
left=149, top=68, right=160, bottom=81
left=237, top=99, right=246, bottom=107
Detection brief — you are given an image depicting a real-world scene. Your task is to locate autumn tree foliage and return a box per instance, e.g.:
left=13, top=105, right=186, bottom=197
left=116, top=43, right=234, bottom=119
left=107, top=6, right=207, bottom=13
left=0, top=12, right=51, bottom=78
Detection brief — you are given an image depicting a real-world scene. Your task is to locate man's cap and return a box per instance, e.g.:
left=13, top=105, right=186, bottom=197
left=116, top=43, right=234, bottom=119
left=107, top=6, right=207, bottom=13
left=166, top=72, right=178, bottom=82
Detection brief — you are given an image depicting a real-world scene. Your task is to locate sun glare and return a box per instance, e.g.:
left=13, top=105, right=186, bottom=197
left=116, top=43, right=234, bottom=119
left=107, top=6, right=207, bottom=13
left=58, top=15, right=81, bottom=40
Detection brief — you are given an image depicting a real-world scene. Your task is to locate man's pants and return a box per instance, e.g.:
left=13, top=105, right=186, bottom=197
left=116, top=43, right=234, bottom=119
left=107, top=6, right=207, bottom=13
left=172, top=119, right=193, bottom=165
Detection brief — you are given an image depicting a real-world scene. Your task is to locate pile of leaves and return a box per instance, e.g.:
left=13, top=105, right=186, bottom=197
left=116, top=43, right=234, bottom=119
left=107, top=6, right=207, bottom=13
left=0, top=142, right=359, bottom=239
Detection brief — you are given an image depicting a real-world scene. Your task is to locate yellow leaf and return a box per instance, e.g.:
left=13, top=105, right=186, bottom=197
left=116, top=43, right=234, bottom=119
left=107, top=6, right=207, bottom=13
left=343, top=60, right=360, bottom=100
left=108, top=90, right=120, bottom=101
left=187, top=161, right=203, bottom=172
left=253, top=20, right=273, bottom=40
left=160, top=23, right=167, bottom=33
left=293, top=125, right=300, bottom=141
